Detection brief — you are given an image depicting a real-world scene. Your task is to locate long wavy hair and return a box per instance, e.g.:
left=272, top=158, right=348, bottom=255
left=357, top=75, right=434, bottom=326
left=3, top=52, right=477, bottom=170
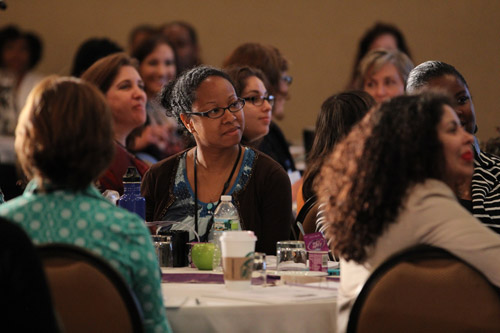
left=317, top=93, right=451, bottom=262
left=302, top=91, right=375, bottom=201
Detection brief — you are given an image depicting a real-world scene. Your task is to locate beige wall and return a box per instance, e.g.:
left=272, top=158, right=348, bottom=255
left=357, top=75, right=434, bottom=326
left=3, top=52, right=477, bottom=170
left=3, top=0, right=499, bottom=144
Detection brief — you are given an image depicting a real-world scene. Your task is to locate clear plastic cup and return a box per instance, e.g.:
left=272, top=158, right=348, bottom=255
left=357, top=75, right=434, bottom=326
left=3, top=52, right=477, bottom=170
left=276, top=240, right=307, bottom=271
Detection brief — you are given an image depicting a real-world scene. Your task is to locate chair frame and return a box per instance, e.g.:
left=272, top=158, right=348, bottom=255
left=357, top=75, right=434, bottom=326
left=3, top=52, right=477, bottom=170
left=38, top=243, right=144, bottom=333
left=347, top=245, right=500, bottom=333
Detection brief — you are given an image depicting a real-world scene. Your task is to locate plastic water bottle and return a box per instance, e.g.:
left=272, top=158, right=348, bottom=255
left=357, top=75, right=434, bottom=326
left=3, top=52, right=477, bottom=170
left=212, top=195, right=240, bottom=271
left=117, top=167, right=146, bottom=220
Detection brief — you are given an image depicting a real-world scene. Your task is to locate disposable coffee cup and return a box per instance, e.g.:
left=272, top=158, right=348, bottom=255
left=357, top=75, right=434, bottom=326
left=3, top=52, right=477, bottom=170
left=220, top=231, right=257, bottom=290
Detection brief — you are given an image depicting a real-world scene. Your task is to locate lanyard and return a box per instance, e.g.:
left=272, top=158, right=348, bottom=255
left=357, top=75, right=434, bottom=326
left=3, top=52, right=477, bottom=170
left=194, top=145, right=242, bottom=241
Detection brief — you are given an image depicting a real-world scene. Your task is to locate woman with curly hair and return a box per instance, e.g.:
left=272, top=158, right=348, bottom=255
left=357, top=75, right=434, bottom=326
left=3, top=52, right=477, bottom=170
left=317, top=93, right=500, bottom=332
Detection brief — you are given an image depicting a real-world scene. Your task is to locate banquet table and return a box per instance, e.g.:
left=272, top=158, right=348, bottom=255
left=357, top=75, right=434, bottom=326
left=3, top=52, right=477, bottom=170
left=161, top=267, right=338, bottom=333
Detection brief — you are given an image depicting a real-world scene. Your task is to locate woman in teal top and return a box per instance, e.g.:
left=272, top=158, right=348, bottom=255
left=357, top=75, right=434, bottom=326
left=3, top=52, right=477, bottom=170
left=0, top=76, right=171, bottom=333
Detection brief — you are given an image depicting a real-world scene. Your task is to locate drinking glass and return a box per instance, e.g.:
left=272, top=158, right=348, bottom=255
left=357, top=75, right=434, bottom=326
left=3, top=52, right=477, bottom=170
left=276, top=241, right=307, bottom=271
left=152, top=235, right=173, bottom=267
left=253, top=252, right=267, bottom=285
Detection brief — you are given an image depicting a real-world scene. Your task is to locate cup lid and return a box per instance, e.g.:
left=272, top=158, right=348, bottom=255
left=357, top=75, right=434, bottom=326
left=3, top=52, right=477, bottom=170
left=220, top=230, right=257, bottom=241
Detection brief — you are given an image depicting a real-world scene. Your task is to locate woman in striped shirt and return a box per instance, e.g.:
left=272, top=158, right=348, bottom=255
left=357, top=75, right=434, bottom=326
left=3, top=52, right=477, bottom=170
left=407, top=60, right=500, bottom=234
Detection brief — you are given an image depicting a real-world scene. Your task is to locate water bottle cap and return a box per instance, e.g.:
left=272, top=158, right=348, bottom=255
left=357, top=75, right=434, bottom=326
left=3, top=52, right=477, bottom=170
left=220, top=195, right=232, bottom=201
left=123, top=166, right=141, bottom=182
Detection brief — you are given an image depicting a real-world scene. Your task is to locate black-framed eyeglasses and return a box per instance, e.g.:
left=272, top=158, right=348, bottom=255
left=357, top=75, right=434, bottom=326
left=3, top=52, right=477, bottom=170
left=281, top=75, right=293, bottom=85
left=185, top=98, right=245, bottom=119
left=242, top=95, right=275, bottom=107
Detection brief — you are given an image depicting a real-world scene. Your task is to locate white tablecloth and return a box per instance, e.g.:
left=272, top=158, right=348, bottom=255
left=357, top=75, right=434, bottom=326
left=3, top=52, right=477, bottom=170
left=162, top=268, right=338, bottom=333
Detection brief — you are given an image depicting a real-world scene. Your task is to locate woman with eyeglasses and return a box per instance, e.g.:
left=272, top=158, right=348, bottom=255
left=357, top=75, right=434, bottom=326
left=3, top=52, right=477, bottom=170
left=141, top=65, right=292, bottom=254
left=225, top=66, right=274, bottom=145
left=223, top=43, right=296, bottom=173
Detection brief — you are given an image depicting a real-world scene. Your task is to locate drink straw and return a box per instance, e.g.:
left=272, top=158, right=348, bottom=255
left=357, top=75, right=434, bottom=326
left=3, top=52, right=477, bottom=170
left=296, top=222, right=306, bottom=237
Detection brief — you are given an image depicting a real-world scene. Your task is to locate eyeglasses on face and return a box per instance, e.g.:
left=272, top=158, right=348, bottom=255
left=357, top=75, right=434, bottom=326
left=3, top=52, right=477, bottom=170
left=281, top=75, right=293, bottom=85
left=242, top=95, right=275, bottom=107
left=184, top=98, right=245, bottom=119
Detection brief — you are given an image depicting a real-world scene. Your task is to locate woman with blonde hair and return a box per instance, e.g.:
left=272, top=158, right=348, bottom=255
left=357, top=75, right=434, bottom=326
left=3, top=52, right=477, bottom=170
left=353, top=48, right=413, bottom=104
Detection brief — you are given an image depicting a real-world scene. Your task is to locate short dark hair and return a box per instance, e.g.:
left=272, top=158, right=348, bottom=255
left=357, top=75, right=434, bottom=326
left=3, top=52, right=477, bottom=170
left=302, top=91, right=375, bottom=201
left=358, top=22, right=412, bottom=62
left=70, top=38, right=123, bottom=77
left=406, top=60, right=469, bottom=93
left=81, top=52, right=137, bottom=94
left=128, top=24, right=157, bottom=51
left=16, top=76, right=114, bottom=191
left=0, top=25, right=43, bottom=70
left=160, top=65, right=235, bottom=128
left=160, top=21, right=198, bottom=45
left=318, top=92, right=452, bottom=262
